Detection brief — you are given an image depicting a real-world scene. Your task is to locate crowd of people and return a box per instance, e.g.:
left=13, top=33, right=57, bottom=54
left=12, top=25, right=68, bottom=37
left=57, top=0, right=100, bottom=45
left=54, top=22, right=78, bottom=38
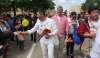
left=0, top=14, right=37, bottom=58
left=0, top=6, right=100, bottom=58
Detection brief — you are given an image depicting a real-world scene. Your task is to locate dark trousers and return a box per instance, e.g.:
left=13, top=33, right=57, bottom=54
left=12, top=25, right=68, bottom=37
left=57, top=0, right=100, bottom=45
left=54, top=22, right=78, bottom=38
left=16, top=36, right=24, bottom=50
left=0, top=45, right=4, bottom=56
left=66, top=43, right=74, bottom=58
left=18, top=40, right=24, bottom=50
left=0, top=32, right=12, bottom=58
left=31, top=32, right=37, bottom=42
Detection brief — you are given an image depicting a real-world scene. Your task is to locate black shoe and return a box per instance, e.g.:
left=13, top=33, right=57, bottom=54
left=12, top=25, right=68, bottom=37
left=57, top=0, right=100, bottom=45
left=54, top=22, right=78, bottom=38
left=85, top=55, right=91, bottom=58
left=70, top=54, right=74, bottom=58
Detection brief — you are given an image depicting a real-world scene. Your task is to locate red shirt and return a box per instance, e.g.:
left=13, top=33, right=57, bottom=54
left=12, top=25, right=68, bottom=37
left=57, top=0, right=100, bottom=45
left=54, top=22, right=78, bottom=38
left=77, top=22, right=90, bottom=37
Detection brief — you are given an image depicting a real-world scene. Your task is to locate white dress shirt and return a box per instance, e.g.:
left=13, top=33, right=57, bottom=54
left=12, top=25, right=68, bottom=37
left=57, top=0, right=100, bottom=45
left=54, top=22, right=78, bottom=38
left=95, top=18, right=100, bottom=44
left=27, top=17, right=57, bottom=37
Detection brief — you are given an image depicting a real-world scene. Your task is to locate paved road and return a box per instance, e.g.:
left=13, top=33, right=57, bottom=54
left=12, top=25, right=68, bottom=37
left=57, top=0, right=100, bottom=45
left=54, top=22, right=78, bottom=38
left=32, top=38, right=91, bottom=58
left=5, top=35, right=34, bottom=58
left=6, top=38, right=91, bottom=58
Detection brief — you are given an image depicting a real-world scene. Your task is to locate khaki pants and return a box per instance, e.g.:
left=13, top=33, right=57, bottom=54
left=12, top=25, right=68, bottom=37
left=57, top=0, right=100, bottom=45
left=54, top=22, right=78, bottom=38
left=54, top=36, right=64, bottom=58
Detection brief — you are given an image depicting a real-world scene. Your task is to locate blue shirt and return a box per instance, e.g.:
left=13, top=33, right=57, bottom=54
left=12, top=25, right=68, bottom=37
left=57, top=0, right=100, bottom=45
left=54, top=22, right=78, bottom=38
left=7, top=18, right=14, bottom=31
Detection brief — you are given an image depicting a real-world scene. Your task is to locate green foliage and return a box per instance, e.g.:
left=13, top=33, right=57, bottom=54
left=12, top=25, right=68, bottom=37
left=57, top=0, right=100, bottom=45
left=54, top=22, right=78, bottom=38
left=82, top=0, right=100, bottom=10
left=0, top=0, right=55, bottom=13
left=0, top=0, right=11, bottom=12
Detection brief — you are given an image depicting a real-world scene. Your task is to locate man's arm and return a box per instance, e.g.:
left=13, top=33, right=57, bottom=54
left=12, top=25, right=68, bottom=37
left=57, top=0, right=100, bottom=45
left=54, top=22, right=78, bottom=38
left=26, top=19, right=39, bottom=34
left=65, top=17, right=70, bottom=35
left=91, top=19, right=100, bottom=37
left=94, top=20, right=100, bottom=40
left=20, top=19, right=39, bottom=35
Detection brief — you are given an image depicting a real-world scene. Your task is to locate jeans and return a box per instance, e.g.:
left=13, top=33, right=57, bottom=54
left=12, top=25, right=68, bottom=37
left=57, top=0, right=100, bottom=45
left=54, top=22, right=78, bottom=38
left=40, top=37, right=54, bottom=58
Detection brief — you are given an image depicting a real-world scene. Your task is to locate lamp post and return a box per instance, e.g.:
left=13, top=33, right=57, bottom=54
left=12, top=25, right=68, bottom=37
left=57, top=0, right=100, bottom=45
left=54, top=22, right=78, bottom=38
left=10, top=0, right=16, bottom=17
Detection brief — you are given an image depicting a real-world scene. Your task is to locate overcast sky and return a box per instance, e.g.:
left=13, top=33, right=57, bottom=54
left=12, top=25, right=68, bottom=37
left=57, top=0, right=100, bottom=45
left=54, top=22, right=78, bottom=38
left=53, top=0, right=86, bottom=10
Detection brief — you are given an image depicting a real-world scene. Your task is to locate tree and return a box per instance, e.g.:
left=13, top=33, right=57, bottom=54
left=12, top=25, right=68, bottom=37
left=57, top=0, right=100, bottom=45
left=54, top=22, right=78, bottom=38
left=0, top=0, right=55, bottom=14
left=0, top=0, right=11, bottom=13
left=81, top=0, right=100, bottom=11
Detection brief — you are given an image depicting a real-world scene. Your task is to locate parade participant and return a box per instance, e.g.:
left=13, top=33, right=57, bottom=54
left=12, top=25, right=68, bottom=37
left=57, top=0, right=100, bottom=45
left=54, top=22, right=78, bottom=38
left=89, top=7, right=100, bottom=58
left=52, top=6, right=69, bottom=58
left=18, top=9, right=57, bottom=58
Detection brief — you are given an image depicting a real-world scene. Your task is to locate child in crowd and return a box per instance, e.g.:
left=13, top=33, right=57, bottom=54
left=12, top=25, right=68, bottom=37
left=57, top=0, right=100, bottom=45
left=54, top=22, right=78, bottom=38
left=14, top=18, right=25, bottom=50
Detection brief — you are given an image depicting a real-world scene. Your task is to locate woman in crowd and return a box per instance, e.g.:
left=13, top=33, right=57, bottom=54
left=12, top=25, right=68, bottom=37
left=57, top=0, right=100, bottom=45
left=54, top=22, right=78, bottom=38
left=13, top=17, right=25, bottom=50
left=65, top=12, right=79, bottom=58
left=76, top=11, right=92, bottom=51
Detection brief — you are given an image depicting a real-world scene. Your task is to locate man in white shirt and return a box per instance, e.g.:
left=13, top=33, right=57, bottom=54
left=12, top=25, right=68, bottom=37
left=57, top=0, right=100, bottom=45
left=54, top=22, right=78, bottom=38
left=90, top=18, right=100, bottom=58
left=88, top=7, right=100, bottom=58
left=19, top=9, right=57, bottom=58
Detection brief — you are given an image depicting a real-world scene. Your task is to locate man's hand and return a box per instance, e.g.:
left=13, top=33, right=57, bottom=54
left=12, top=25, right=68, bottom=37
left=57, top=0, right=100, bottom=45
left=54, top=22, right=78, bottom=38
left=64, top=38, right=68, bottom=45
left=42, top=28, right=51, bottom=35
left=90, top=31, right=96, bottom=37
left=83, top=31, right=96, bottom=38
left=3, top=27, right=11, bottom=32
left=19, top=32, right=28, bottom=35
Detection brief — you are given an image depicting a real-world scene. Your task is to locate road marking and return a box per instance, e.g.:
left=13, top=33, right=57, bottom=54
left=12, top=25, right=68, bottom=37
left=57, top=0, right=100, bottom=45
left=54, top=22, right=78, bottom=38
left=27, top=43, right=36, bottom=58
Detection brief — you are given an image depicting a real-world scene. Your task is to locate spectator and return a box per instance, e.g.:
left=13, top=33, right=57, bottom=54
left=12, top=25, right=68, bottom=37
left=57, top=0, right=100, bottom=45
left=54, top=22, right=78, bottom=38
left=6, top=14, right=14, bottom=32
left=0, top=17, right=11, bottom=58
left=13, top=17, right=25, bottom=50
left=77, top=13, right=90, bottom=51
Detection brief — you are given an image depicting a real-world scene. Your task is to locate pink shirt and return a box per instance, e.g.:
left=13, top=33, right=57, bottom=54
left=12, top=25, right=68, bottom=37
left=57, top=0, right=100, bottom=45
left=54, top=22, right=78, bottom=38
left=51, top=14, right=69, bottom=37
